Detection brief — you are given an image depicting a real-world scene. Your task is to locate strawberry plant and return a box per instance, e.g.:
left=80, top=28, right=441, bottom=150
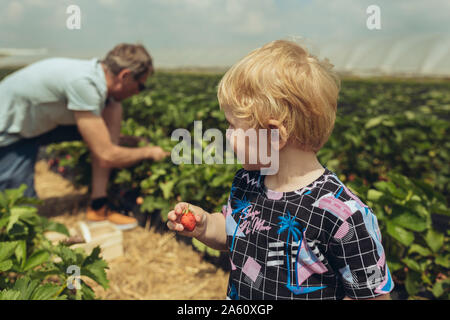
left=347, top=171, right=449, bottom=299
left=0, top=185, right=109, bottom=300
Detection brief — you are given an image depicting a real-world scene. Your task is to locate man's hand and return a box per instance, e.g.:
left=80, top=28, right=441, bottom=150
left=147, top=146, right=170, bottom=161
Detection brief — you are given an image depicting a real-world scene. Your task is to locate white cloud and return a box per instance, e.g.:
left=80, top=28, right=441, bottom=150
left=0, top=0, right=448, bottom=67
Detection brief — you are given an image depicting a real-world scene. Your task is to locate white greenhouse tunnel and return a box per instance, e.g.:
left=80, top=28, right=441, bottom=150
left=317, top=34, right=450, bottom=78
left=0, top=34, right=449, bottom=78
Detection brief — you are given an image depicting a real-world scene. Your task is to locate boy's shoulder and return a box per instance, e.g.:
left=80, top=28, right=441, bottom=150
left=230, top=167, right=370, bottom=209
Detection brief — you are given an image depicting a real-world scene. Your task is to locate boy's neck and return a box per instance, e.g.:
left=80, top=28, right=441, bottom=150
left=263, top=145, right=325, bottom=193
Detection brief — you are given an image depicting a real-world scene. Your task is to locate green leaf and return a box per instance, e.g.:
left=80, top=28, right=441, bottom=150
left=0, top=216, right=8, bottom=228
left=56, top=245, right=78, bottom=265
left=42, top=219, right=70, bottom=237
left=365, top=116, right=385, bottom=129
left=81, top=247, right=109, bottom=289
left=12, top=277, right=39, bottom=299
left=386, top=221, right=414, bottom=247
left=6, top=209, right=21, bottom=233
left=3, top=184, right=27, bottom=207
left=7, top=206, right=38, bottom=232
left=401, top=258, right=422, bottom=272
left=373, top=181, right=399, bottom=195
left=390, top=211, right=428, bottom=232
left=411, top=204, right=429, bottom=218
left=159, top=180, right=175, bottom=200
left=431, top=279, right=450, bottom=298
left=23, top=250, right=50, bottom=271
left=0, top=259, right=13, bottom=272
left=424, top=229, right=444, bottom=253
left=408, top=244, right=432, bottom=257
left=15, top=240, right=26, bottom=267
left=0, top=241, right=18, bottom=262
left=0, top=289, right=21, bottom=300
left=114, top=170, right=132, bottom=184
left=7, top=222, right=27, bottom=237
left=79, top=280, right=96, bottom=300
left=141, top=196, right=168, bottom=213
left=367, top=189, right=383, bottom=201
left=31, top=284, right=65, bottom=300
left=435, top=255, right=450, bottom=268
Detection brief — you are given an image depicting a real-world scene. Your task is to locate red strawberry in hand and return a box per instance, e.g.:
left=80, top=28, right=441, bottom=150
left=180, top=207, right=196, bottom=232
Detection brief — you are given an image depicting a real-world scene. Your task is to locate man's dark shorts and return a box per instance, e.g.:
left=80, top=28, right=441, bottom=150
left=0, top=126, right=82, bottom=198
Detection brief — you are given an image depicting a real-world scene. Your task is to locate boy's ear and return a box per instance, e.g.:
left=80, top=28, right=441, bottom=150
left=267, top=119, right=288, bottom=151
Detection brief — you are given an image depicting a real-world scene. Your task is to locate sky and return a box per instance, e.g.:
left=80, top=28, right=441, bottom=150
left=0, top=0, right=449, bottom=67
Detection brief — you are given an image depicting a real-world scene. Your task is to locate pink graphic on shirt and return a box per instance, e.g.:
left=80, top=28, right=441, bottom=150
left=334, top=221, right=350, bottom=239
left=314, top=195, right=357, bottom=240
left=295, top=237, right=328, bottom=286
left=222, top=205, right=227, bottom=217
left=377, top=251, right=386, bottom=268
left=230, top=257, right=237, bottom=270
left=222, top=202, right=232, bottom=218
left=266, top=189, right=283, bottom=200
left=238, top=210, right=271, bottom=235
left=242, top=257, right=261, bottom=283
left=318, top=196, right=353, bottom=221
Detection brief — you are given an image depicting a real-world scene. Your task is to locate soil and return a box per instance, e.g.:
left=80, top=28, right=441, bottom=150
left=34, top=160, right=230, bottom=300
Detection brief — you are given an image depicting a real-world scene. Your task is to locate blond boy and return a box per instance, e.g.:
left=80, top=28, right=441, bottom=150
left=168, top=40, right=393, bottom=300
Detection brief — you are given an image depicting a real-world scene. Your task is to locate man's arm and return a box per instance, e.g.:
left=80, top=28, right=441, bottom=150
left=74, top=110, right=168, bottom=168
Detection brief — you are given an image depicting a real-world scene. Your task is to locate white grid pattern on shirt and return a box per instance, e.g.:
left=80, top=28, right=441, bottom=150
left=226, top=167, right=391, bottom=300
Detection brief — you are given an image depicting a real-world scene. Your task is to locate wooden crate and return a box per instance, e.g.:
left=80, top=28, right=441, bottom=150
left=45, top=221, right=124, bottom=262
left=72, top=221, right=123, bottom=261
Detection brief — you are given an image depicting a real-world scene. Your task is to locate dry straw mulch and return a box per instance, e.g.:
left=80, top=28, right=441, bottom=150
left=35, top=160, right=229, bottom=300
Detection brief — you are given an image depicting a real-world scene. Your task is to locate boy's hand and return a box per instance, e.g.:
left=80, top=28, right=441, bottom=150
left=167, top=202, right=207, bottom=238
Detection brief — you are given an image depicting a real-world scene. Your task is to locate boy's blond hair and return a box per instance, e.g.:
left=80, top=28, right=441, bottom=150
left=217, top=40, right=340, bottom=153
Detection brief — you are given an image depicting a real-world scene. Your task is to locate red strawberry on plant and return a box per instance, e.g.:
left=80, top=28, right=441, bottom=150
left=180, top=206, right=196, bottom=232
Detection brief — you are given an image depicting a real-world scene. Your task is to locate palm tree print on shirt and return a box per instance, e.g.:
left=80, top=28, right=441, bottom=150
left=277, top=211, right=326, bottom=295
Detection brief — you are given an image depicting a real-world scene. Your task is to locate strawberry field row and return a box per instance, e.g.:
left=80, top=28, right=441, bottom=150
left=43, top=73, right=450, bottom=300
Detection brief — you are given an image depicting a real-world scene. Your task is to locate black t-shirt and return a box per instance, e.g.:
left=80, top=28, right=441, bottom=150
left=223, top=167, right=394, bottom=300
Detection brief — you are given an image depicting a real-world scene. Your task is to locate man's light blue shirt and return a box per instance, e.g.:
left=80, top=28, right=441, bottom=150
left=0, top=57, right=108, bottom=147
